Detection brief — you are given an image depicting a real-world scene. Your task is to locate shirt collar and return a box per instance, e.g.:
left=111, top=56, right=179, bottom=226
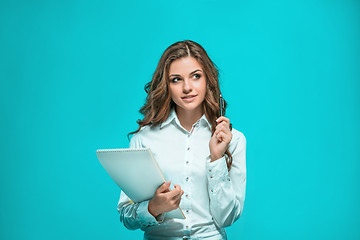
left=199, top=113, right=212, bottom=129
left=160, top=108, right=212, bottom=130
left=160, top=108, right=177, bottom=129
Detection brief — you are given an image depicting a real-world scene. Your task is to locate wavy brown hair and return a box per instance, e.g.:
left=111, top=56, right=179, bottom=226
left=128, top=40, right=234, bottom=170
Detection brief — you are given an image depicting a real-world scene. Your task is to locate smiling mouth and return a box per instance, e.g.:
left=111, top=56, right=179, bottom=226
left=181, top=95, right=197, bottom=99
left=181, top=95, right=198, bottom=103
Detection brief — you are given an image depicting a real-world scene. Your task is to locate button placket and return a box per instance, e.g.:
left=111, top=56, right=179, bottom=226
left=184, top=135, right=191, bottom=169
left=183, top=133, right=192, bottom=235
left=184, top=224, right=191, bottom=234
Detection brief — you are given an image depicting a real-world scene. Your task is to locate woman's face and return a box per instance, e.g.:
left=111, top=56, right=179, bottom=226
left=168, top=56, right=207, bottom=115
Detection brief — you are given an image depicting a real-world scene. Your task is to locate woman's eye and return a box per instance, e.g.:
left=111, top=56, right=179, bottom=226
left=171, top=77, right=181, bottom=83
left=193, top=74, right=201, bottom=79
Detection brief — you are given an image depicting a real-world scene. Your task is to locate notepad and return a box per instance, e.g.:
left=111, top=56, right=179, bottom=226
left=96, top=148, right=185, bottom=219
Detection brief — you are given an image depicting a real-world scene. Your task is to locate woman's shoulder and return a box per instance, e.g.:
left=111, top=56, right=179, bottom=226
left=130, top=124, right=160, bottom=139
left=227, top=127, right=246, bottom=155
left=231, top=127, right=245, bottom=139
left=231, top=127, right=246, bottom=145
left=129, top=124, right=161, bottom=148
left=129, top=125, right=150, bottom=148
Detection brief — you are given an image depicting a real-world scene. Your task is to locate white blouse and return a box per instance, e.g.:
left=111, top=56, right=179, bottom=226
left=117, top=108, right=247, bottom=240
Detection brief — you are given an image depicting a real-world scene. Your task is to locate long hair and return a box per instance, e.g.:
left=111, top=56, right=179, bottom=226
left=128, top=40, right=233, bottom=170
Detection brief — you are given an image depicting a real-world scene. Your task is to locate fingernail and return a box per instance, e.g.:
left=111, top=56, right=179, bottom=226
left=216, top=118, right=220, bottom=122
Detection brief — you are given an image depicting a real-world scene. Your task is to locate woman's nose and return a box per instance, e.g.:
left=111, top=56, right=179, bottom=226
left=183, top=79, right=192, bottom=92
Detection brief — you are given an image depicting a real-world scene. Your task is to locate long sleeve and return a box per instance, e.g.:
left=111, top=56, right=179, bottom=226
left=116, top=132, right=165, bottom=230
left=206, top=131, right=247, bottom=228
left=117, top=192, right=165, bottom=230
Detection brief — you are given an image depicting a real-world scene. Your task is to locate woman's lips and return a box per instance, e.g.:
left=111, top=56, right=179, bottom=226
left=181, top=95, right=197, bottom=102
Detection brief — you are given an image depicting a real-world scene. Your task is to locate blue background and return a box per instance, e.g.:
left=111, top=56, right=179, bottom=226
left=1, top=0, right=359, bottom=239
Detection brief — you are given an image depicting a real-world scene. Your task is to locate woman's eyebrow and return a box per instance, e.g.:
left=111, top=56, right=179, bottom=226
left=169, top=69, right=202, bottom=78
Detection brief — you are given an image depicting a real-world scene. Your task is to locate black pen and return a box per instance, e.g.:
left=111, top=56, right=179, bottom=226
left=219, top=94, right=232, bottom=130
left=219, top=94, right=225, bottom=117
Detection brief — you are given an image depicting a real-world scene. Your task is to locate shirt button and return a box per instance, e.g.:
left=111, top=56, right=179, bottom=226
left=185, top=194, right=189, bottom=198
left=211, top=189, right=214, bottom=192
left=209, top=169, right=212, bottom=172
left=186, top=210, right=190, bottom=213
left=187, top=147, right=190, bottom=150
left=186, top=160, right=189, bottom=164
left=210, top=176, right=213, bottom=179
left=185, top=177, right=189, bottom=182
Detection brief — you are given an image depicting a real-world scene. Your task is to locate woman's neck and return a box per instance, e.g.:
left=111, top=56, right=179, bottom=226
left=175, top=106, right=204, bottom=132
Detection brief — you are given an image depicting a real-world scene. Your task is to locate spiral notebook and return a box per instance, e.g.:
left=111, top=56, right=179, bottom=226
left=96, top=148, right=185, bottom=219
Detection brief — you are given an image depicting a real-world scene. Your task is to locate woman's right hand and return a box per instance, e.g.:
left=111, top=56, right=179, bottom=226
left=148, top=180, right=184, bottom=217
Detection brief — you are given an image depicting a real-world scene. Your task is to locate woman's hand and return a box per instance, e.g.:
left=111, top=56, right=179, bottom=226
left=209, top=116, right=232, bottom=162
left=148, top=180, right=184, bottom=217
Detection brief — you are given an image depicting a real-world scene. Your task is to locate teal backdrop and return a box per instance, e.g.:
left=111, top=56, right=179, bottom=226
left=1, top=0, right=359, bottom=239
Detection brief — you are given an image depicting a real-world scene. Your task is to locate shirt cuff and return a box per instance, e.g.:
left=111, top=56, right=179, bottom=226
left=136, top=200, right=164, bottom=227
left=206, top=155, right=231, bottom=193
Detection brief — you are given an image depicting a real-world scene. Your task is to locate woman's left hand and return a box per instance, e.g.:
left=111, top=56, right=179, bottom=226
left=209, top=116, right=232, bottom=162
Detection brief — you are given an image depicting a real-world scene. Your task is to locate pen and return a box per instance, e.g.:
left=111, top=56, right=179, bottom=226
left=219, top=94, right=232, bottom=130
left=219, top=94, right=225, bottom=117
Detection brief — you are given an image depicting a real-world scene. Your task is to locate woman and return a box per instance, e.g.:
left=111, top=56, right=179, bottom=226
left=117, top=40, right=246, bottom=240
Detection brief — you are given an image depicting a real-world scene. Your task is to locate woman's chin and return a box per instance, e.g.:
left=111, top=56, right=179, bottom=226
left=176, top=104, right=203, bottom=114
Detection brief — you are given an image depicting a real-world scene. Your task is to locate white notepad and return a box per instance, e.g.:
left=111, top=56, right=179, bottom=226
left=96, top=148, right=185, bottom=219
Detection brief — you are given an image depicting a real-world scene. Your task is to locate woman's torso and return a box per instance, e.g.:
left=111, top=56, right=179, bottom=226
left=137, top=110, right=226, bottom=239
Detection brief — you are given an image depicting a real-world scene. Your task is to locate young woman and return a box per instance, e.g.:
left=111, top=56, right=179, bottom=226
left=117, top=40, right=247, bottom=240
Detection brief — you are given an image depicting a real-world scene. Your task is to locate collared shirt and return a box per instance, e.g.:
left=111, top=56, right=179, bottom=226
left=117, top=108, right=247, bottom=240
